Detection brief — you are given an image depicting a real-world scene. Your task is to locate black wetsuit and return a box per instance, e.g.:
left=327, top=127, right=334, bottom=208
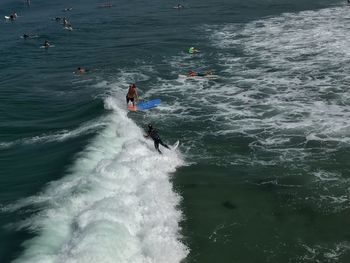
left=147, top=128, right=169, bottom=154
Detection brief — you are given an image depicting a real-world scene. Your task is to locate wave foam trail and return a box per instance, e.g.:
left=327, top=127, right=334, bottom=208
left=12, top=94, right=188, bottom=263
left=204, top=6, right=350, bottom=149
left=0, top=120, right=105, bottom=149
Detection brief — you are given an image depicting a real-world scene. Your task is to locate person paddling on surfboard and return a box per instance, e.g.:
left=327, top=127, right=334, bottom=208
left=174, top=4, right=185, bottom=9
left=62, top=17, right=72, bottom=27
left=22, top=33, right=37, bottom=39
left=188, top=70, right=213, bottom=77
left=43, top=40, right=52, bottom=48
left=144, top=124, right=170, bottom=154
left=188, top=47, right=200, bottom=54
left=9, top=12, right=17, bottom=20
left=74, top=67, right=89, bottom=74
left=126, top=84, right=139, bottom=107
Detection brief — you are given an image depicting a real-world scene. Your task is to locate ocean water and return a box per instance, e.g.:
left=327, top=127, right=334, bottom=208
left=1, top=0, right=350, bottom=262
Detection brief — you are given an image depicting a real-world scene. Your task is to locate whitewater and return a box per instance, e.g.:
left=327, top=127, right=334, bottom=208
left=6, top=84, right=188, bottom=263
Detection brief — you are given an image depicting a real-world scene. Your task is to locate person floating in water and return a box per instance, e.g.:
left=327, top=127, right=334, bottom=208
left=144, top=124, right=170, bottom=154
left=44, top=40, right=51, bottom=48
left=75, top=67, right=89, bottom=74
left=9, top=12, right=18, bottom=20
left=126, top=83, right=139, bottom=106
left=62, top=17, right=71, bottom=27
left=188, top=70, right=213, bottom=77
left=174, top=4, right=185, bottom=9
left=188, top=47, right=200, bottom=54
left=22, top=33, right=37, bottom=39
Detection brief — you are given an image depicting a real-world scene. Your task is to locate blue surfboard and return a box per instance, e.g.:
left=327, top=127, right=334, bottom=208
left=137, top=99, right=161, bottom=110
left=128, top=99, right=161, bottom=111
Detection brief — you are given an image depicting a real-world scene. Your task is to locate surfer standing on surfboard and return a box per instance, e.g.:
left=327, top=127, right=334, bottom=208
left=144, top=124, right=170, bottom=154
left=126, top=84, right=139, bottom=106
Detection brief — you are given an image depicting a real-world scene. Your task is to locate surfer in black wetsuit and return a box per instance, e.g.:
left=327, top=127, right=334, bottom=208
left=144, top=124, right=170, bottom=154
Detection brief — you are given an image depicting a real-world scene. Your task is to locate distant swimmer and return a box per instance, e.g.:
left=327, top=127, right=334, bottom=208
left=62, top=17, right=69, bottom=26
left=22, top=33, right=37, bottom=39
left=144, top=124, right=170, bottom=154
left=8, top=12, right=18, bottom=20
left=174, top=4, right=185, bottom=9
left=74, top=67, right=89, bottom=74
left=188, top=70, right=213, bottom=77
left=62, top=17, right=72, bottom=28
left=188, top=47, right=200, bottom=54
left=126, top=84, right=139, bottom=106
left=44, top=40, right=51, bottom=48
left=63, top=7, right=73, bottom=12
left=54, top=17, right=61, bottom=21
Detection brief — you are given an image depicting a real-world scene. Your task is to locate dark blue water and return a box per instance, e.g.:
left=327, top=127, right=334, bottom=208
left=1, top=0, right=350, bottom=262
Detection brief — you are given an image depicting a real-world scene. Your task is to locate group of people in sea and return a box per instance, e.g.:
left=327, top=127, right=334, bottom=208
left=125, top=84, right=169, bottom=154
left=6, top=4, right=75, bottom=48
left=5, top=2, right=205, bottom=154
left=125, top=43, right=211, bottom=153
left=125, top=84, right=166, bottom=153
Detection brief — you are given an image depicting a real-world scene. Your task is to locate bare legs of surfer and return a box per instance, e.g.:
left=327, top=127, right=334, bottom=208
left=126, top=83, right=139, bottom=107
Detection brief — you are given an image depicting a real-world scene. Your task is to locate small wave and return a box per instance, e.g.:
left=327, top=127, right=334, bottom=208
left=0, top=120, right=105, bottom=150
left=9, top=90, right=188, bottom=263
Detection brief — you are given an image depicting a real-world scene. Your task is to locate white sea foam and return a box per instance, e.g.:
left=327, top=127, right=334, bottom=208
left=151, top=6, right=350, bottom=165
left=206, top=6, right=350, bottom=148
left=300, top=242, right=350, bottom=262
left=10, top=81, right=188, bottom=263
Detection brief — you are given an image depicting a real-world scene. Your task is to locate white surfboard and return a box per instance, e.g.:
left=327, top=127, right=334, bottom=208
left=40, top=45, right=55, bottom=49
left=172, top=140, right=179, bottom=150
